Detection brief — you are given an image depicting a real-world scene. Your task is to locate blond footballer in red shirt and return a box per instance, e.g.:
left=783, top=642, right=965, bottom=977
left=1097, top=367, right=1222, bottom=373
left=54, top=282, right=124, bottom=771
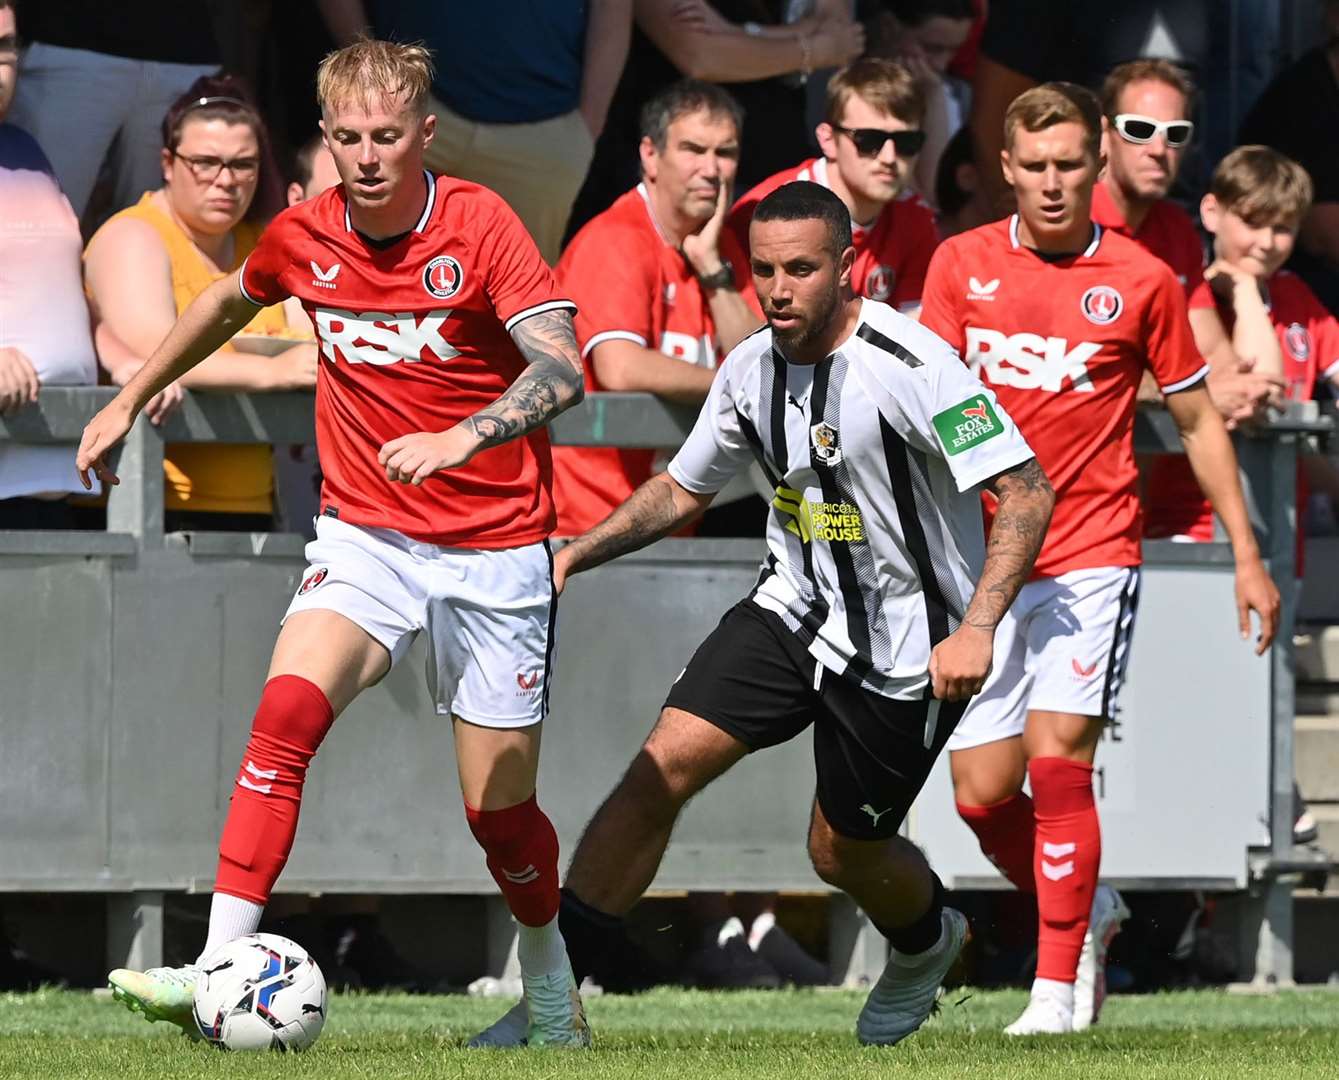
left=78, top=41, right=591, bottom=1047
left=727, top=59, right=939, bottom=317
left=551, top=81, right=762, bottom=536
left=918, top=84, right=1278, bottom=1037
left=1146, top=146, right=1339, bottom=543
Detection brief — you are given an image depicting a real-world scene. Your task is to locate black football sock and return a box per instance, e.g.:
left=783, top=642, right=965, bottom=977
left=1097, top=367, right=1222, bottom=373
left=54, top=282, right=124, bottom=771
left=876, top=874, right=946, bottom=957
left=558, top=888, right=624, bottom=984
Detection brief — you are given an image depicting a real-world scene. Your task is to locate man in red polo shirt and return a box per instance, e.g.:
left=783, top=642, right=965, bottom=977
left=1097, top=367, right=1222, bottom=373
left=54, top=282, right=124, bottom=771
left=727, top=58, right=939, bottom=318
left=1095, top=58, right=1279, bottom=424
left=550, top=79, right=762, bottom=536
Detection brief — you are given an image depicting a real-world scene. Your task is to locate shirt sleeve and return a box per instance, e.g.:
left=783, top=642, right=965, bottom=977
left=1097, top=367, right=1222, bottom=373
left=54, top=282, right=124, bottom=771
left=916, top=242, right=966, bottom=352
left=1144, top=269, right=1210, bottom=393
left=1308, top=304, right=1339, bottom=383
left=476, top=193, right=575, bottom=331
left=238, top=215, right=294, bottom=307
left=890, top=202, right=939, bottom=310
left=666, top=360, right=753, bottom=494
left=860, top=320, right=1035, bottom=493
left=558, top=222, right=657, bottom=357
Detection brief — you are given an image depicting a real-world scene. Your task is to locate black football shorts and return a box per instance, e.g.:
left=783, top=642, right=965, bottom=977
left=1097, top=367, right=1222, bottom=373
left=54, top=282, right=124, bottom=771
left=663, top=600, right=967, bottom=840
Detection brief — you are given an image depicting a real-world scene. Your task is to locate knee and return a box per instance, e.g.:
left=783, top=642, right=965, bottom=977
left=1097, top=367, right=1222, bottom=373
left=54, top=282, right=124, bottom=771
left=951, top=754, right=1025, bottom=809
left=807, top=817, right=859, bottom=887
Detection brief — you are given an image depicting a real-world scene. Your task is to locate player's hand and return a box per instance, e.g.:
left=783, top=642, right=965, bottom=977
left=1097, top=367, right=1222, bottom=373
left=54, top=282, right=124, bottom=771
left=1235, top=555, right=1280, bottom=656
left=378, top=425, right=480, bottom=485
left=0, top=346, right=40, bottom=416
left=75, top=398, right=137, bottom=490
left=928, top=623, right=993, bottom=701
left=681, top=182, right=731, bottom=280
left=552, top=544, right=575, bottom=596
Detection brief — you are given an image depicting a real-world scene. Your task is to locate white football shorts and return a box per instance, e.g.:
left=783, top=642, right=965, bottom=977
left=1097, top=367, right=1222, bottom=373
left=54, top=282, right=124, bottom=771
left=946, top=565, right=1140, bottom=751
left=284, top=515, right=556, bottom=728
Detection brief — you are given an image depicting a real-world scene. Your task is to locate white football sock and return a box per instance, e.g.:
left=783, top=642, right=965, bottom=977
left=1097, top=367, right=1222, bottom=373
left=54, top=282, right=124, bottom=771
left=197, top=893, right=265, bottom=965
left=748, top=911, right=776, bottom=952
left=517, top=915, right=568, bottom=977
left=1032, top=976, right=1076, bottom=1013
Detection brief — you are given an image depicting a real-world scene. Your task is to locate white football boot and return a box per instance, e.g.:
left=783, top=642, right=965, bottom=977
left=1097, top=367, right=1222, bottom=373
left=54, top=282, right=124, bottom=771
left=1004, top=987, right=1075, bottom=1036
left=856, top=908, right=969, bottom=1046
left=1073, top=884, right=1130, bottom=1030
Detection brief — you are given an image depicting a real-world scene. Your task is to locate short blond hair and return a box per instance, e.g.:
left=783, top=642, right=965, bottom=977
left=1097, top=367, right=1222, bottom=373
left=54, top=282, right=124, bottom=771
left=1211, top=145, right=1313, bottom=227
left=826, top=59, right=926, bottom=128
left=1004, top=82, right=1102, bottom=158
left=316, top=37, right=435, bottom=117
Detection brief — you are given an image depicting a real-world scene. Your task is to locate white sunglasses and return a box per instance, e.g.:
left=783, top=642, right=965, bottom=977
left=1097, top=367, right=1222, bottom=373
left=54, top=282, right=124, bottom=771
left=1112, top=114, right=1195, bottom=147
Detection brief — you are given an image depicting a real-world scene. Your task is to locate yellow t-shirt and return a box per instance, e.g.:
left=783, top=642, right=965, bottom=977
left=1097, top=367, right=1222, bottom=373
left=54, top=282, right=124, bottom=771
left=94, top=192, right=289, bottom=515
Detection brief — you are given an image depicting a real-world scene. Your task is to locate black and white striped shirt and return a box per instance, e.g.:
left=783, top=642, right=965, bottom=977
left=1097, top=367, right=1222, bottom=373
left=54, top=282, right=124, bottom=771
left=668, top=298, right=1036, bottom=700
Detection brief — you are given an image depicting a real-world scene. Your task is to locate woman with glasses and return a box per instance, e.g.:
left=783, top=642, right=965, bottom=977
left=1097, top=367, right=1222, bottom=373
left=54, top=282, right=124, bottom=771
left=83, top=74, right=317, bottom=532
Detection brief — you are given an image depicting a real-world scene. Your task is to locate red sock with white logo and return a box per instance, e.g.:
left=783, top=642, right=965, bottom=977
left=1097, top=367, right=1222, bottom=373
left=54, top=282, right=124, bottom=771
left=215, top=675, right=336, bottom=904
left=1029, top=756, right=1101, bottom=983
left=464, top=794, right=560, bottom=928
left=956, top=792, right=1037, bottom=894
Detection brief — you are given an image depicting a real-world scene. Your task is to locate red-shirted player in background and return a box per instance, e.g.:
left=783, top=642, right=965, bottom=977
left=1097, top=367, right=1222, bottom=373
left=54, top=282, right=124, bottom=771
left=77, top=40, right=591, bottom=1048
left=551, top=80, right=762, bottom=537
left=919, top=83, right=1279, bottom=1036
left=727, top=59, right=939, bottom=318
left=1095, top=58, right=1281, bottom=428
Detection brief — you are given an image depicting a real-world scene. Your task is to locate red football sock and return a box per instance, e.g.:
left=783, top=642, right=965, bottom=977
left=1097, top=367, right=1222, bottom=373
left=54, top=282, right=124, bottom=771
left=1029, top=756, right=1101, bottom=984
left=215, top=675, right=335, bottom=904
left=465, top=794, right=560, bottom=927
left=956, top=792, right=1037, bottom=894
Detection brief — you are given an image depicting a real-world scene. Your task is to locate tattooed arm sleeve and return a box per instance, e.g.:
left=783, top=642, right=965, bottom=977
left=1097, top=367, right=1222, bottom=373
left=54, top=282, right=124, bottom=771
left=963, top=457, right=1054, bottom=632
left=468, top=309, right=586, bottom=447
left=562, top=472, right=714, bottom=574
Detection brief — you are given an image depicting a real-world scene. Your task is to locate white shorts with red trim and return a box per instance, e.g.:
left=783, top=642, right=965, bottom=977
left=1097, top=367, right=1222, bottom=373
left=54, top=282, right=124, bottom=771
left=284, top=515, right=556, bottom=728
left=945, top=565, right=1140, bottom=751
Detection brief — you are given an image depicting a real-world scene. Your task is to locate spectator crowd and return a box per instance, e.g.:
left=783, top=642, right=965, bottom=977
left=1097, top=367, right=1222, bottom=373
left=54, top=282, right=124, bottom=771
left=1, top=0, right=1337, bottom=991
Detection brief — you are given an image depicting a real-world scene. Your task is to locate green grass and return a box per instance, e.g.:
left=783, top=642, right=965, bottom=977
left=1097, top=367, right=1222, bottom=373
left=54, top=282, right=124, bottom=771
left=2, top=986, right=1338, bottom=1079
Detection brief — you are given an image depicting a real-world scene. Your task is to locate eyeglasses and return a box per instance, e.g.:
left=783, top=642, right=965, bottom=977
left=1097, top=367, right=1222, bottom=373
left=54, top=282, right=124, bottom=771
left=832, top=125, right=927, bottom=158
left=1112, top=114, right=1195, bottom=148
left=172, top=151, right=260, bottom=183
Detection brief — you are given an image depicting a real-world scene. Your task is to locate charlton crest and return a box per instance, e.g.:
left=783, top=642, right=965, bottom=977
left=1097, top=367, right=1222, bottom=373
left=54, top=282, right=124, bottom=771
left=298, top=568, right=328, bottom=595
left=1080, top=285, right=1123, bottom=325
left=423, top=255, right=464, bottom=299
left=865, top=264, right=895, bottom=302
left=1285, top=322, right=1311, bottom=361
left=810, top=421, right=842, bottom=465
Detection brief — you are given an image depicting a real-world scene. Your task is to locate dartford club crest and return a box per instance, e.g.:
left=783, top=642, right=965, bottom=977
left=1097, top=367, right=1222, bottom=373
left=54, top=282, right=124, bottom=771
left=1080, top=285, right=1123, bottom=325
left=423, top=255, right=464, bottom=299
left=1285, top=322, right=1311, bottom=361
left=810, top=421, right=842, bottom=465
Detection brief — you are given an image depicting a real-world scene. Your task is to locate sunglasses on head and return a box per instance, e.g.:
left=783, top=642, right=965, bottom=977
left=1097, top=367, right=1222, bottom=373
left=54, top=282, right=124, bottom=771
left=1112, top=114, right=1194, bottom=147
left=832, top=125, right=927, bottom=158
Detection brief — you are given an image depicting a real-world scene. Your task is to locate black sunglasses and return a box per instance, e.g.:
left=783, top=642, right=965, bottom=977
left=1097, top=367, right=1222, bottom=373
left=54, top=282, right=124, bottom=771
left=832, top=125, right=927, bottom=158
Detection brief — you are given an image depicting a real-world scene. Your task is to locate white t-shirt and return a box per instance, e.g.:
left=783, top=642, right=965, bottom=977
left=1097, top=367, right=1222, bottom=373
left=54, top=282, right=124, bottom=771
left=669, top=298, right=1035, bottom=699
left=0, top=124, right=98, bottom=499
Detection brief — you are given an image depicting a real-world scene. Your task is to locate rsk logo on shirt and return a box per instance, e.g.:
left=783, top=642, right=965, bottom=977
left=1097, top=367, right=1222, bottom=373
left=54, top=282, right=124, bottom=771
left=659, top=331, right=715, bottom=368
left=313, top=308, right=462, bottom=365
left=933, top=396, right=1004, bottom=456
left=965, top=327, right=1098, bottom=393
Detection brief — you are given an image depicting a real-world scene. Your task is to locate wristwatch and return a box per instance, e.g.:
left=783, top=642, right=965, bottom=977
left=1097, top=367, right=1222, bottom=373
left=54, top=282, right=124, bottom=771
left=697, top=264, right=736, bottom=291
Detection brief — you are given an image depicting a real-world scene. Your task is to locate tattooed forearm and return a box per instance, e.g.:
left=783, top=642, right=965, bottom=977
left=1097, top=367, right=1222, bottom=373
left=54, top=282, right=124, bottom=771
left=565, top=473, right=703, bottom=574
left=962, top=457, right=1054, bottom=632
left=469, top=309, right=585, bottom=448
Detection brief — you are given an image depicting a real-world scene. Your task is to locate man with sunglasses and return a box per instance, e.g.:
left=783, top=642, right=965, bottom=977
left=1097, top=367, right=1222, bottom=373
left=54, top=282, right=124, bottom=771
left=728, top=58, right=939, bottom=317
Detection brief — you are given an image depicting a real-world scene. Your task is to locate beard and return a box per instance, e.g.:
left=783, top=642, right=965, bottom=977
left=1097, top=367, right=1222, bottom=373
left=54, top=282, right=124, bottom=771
left=769, top=281, right=843, bottom=350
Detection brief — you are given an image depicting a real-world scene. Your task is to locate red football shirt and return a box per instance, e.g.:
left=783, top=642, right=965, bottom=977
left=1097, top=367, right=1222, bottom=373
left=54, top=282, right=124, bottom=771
left=1144, top=270, right=1339, bottom=541
left=727, top=157, right=939, bottom=311
left=550, top=184, right=760, bottom=535
left=240, top=172, right=575, bottom=548
left=1090, top=182, right=1205, bottom=296
left=920, top=215, right=1208, bottom=577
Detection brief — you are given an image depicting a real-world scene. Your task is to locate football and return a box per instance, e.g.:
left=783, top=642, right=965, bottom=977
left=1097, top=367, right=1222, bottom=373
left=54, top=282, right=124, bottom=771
left=192, top=933, right=327, bottom=1051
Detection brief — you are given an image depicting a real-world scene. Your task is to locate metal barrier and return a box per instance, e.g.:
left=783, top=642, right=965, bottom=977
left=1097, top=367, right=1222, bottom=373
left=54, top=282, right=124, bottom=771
left=0, top=388, right=1329, bottom=987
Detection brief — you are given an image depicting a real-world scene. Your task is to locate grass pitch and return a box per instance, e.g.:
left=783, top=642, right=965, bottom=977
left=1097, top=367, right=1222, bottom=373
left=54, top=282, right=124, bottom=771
left=2, top=985, right=1337, bottom=1080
